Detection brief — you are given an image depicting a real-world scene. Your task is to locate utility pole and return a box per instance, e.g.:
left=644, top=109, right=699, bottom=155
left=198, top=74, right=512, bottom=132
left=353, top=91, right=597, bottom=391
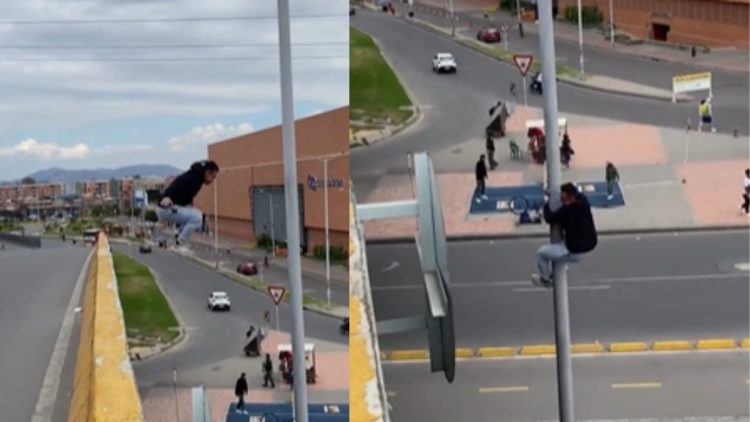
left=609, top=0, right=615, bottom=48
left=276, top=0, right=309, bottom=420
left=323, top=158, right=331, bottom=307
left=576, top=0, right=585, bottom=79
left=538, top=1, right=575, bottom=421
left=447, top=0, right=455, bottom=37
left=213, top=178, right=219, bottom=270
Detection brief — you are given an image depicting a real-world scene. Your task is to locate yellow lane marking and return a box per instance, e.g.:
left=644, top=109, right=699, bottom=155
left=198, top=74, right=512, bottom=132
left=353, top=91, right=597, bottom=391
left=479, top=386, right=530, bottom=393
left=612, top=382, right=662, bottom=389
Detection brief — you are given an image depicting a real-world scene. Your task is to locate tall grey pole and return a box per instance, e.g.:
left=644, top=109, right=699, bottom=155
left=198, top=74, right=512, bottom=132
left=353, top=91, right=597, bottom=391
left=213, top=178, right=219, bottom=269
left=448, top=0, right=455, bottom=37
left=609, top=0, right=615, bottom=47
left=323, top=159, right=331, bottom=307
left=276, top=0, right=309, bottom=420
left=516, top=0, right=521, bottom=23
left=538, top=1, right=575, bottom=421
left=269, top=193, right=276, bottom=257
left=576, top=0, right=585, bottom=79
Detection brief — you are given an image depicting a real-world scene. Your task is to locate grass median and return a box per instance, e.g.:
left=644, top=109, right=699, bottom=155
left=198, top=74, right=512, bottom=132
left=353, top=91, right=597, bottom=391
left=112, top=251, right=180, bottom=348
left=350, top=26, right=413, bottom=125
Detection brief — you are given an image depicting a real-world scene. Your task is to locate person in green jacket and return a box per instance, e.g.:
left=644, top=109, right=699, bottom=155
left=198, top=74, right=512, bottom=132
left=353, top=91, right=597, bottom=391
left=605, top=162, right=620, bottom=200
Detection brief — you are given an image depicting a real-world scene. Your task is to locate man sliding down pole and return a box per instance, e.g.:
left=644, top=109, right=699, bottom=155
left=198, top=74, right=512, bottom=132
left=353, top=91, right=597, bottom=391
left=531, top=183, right=598, bottom=287
left=157, top=160, right=220, bottom=254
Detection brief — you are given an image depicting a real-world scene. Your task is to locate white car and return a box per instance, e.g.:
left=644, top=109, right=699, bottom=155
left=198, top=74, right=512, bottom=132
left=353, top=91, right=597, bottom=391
left=207, top=291, right=231, bottom=311
left=432, top=52, right=457, bottom=74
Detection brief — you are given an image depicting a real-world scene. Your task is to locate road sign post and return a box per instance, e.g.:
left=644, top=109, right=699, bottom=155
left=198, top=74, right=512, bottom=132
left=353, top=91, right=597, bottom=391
left=682, top=117, right=692, bottom=184
left=268, top=285, right=286, bottom=331
left=513, top=54, right=533, bottom=107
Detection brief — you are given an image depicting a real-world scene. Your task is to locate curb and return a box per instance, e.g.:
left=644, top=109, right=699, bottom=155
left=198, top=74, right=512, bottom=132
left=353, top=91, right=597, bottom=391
left=351, top=23, right=423, bottom=148
left=363, top=224, right=750, bottom=245
left=400, top=10, right=696, bottom=103
left=181, top=251, right=348, bottom=319
left=381, top=337, right=750, bottom=361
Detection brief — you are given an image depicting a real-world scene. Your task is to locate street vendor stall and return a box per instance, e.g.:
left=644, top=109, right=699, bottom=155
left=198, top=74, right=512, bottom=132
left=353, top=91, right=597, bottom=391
left=277, top=343, right=316, bottom=385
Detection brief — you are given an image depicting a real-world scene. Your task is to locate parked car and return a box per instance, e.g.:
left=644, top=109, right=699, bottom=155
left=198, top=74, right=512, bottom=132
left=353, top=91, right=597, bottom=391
left=477, top=26, right=501, bottom=43
left=236, top=261, right=258, bottom=276
left=208, top=291, right=231, bottom=311
left=431, top=52, right=457, bottom=73
left=138, top=244, right=152, bottom=254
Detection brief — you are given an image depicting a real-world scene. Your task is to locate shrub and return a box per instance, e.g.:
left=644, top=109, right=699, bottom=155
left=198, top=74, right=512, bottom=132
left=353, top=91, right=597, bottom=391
left=313, top=244, right=349, bottom=261
left=564, top=5, right=602, bottom=25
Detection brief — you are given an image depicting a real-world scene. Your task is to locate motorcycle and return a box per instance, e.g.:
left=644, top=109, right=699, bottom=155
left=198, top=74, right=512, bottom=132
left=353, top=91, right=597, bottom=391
left=529, top=71, right=543, bottom=95
left=339, top=318, right=349, bottom=336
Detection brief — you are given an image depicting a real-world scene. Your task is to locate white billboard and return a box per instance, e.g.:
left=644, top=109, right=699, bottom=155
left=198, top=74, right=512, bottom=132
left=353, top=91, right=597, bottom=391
left=672, top=72, right=712, bottom=102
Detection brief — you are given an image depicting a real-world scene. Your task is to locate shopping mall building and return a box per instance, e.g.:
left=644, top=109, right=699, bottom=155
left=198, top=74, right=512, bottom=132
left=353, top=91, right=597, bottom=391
left=193, top=106, right=349, bottom=254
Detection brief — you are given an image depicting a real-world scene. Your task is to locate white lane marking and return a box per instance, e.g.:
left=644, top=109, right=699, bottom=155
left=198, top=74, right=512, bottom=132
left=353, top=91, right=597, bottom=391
left=31, top=248, right=93, bottom=422
left=381, top=261, right=401, bottom=273
left=478, top=386, right=529, bottom=393
left=611, top=382, right=662, bottom=389
left=514, top=285, right=611, bottom=293
left=372, top=273, right=745, bottom=291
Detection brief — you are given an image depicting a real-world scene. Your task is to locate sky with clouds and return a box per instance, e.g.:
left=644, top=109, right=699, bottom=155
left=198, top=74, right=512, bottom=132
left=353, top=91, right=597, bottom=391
left=0, top=0, right=349, bottom=180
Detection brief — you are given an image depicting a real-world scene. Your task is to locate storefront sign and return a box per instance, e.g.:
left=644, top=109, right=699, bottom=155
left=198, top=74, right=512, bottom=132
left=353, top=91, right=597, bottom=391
left=672, top=72, right=712, bottom=102
left=307, top=174, right=344, bottom=191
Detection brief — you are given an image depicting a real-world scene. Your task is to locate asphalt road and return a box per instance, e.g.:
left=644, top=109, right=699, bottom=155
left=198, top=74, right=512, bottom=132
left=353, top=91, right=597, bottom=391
left=350, top=10, right=749, bottom=184
left=0, top=242, right=89, bottom=422
left=383, top=352, right=750, bottom=421
left=366, top=230, right=750, bottom=349
left=113, top=245, right=347, bottom=390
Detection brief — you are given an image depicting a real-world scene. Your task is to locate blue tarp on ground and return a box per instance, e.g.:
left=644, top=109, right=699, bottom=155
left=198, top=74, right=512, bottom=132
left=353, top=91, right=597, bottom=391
left=468, top=182, right=625, bottom=215
left=225, top=403, right=349, bottom=422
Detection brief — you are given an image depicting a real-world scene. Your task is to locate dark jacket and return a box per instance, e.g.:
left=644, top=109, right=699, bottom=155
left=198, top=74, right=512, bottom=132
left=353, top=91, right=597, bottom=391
left=486, top=137, right=495, bottom=151
left=543, top=194, right=598, bottom=254
left=475, top=160, right=488, bottom=180
left=234, top=376, right=248, bottom=396
left=160, top=161, right=208, bottom=206
left=605, top=165, right=619, bottom=182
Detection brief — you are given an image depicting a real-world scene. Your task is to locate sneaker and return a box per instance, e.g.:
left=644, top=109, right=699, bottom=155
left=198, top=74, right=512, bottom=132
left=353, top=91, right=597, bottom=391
left=607, top=194, right=614, bottom=200
left=475, top=198, right=482, bottom=203
left=531, top=274, right=551, bottom=288
left=481, top=195, right=489, bottom=200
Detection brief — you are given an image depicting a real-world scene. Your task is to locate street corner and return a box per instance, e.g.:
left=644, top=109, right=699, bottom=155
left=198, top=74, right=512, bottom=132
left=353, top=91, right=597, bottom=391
left=675, top=160, right=750, bottom=227
left=563, top=123, right=667, bottom=168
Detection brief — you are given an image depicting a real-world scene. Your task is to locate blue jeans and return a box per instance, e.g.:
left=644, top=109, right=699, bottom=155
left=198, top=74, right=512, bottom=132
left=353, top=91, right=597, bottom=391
left=537, top=242, right=577, bottom=280
left=158, top=206, right=202, bottom=243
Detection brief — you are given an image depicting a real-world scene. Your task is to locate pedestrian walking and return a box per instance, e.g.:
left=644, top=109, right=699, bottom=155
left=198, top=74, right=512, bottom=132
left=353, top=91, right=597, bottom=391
left=742, top=168, right=750, bottom=214
left=605, top=162, right=620, bottom=200
left=157, top=160, right=219, bottom=254
left=262, top=353, right=275, bottom=388
left=486, top=136, right=498, bottom=170
left=531, top=183, right=598, bottom=287
left=234, top=372, right=249, bottom=413
left=698, top=98, right=715, bottom=133
left=475, top=155, right=489, bottom=201
left=560, top=132, right=575, bottom=169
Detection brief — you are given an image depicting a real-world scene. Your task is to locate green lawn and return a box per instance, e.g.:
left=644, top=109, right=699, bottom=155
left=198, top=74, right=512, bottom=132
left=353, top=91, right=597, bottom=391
left=350, top=26, right=413, bottom=125
left=112, top=252, right=180, bottom=346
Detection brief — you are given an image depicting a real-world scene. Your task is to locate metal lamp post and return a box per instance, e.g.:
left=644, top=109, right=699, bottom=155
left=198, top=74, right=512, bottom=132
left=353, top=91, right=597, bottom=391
left=322, top=158, right=332, bottom=307
left=609, top=0, right=615, bottom=47
left=576, top=0, right=585, bottom=79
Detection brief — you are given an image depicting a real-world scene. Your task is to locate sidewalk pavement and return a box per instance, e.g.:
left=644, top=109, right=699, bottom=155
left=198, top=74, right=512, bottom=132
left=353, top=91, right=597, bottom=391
left=404, top=0, right=749, bottom=73
left=140, top=330, right=348, bottom=421
left=359, top=105, right=750, bottom=240
left=188, top=235, right=349, bottom=284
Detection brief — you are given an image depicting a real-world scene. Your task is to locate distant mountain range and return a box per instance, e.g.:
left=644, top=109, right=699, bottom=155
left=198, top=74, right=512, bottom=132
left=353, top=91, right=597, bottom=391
left=18, top=164, right=183, bottom=183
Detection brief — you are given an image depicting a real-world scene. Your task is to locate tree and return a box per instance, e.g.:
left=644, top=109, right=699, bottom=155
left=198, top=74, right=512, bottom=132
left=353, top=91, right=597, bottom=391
left=20, top=177, right=36, bottom=184
left=144, top=209, right=159, bottom=223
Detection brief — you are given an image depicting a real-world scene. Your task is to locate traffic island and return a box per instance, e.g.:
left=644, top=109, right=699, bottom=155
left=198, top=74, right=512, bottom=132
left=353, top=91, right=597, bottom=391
left=111, top=251, right=183, bottom=360
left=350, top=26, right=417, bottom=147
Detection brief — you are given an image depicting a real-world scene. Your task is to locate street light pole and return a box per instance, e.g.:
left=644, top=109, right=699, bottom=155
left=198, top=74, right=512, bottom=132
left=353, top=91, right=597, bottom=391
left=609, top=0, right=615, bottom=47
left=448, top=0, right=455, bottom=37
left=323, top=159, right=331, bottom=307
left=576, top=0, right=585, bottom=79
left=268, top=192, right=275, bottom=258
left=538, top=1, right=575, bottom=421
left=276, top=0, right=309, bottom=420
left=213, top=178, right=219, bottom=270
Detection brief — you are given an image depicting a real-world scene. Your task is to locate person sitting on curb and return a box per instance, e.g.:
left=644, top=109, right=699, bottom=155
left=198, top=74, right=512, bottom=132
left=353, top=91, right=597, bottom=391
left=532, top=183, right=598, bottom=287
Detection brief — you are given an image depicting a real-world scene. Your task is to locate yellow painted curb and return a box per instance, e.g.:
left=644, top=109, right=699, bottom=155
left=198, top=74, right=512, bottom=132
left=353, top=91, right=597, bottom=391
left=696, top=338, right=737, bottom=350
left=609, top=342, right=648, bottom=353
left=521, top=344, right=556, bottom=355
left=390, top=350, right=429, bottom=361
left=380, top=352, right=388, bottom=361
left=478, top=347, right=515, bottom=357
left=653, top=340, right=692, bottom=351
left=741, top=338, right=750, bottom=349
left=571, top=343, right=604, bottom=354
left=456, top=348, right=475, bottom=358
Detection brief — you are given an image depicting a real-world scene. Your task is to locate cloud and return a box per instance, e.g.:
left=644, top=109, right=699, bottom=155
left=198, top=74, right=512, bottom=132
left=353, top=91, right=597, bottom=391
left=0, top=0, right=349, bottom=130
left=167, top=122, right=254, bottom=152
left=0, top=138, right=90, bottom=159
